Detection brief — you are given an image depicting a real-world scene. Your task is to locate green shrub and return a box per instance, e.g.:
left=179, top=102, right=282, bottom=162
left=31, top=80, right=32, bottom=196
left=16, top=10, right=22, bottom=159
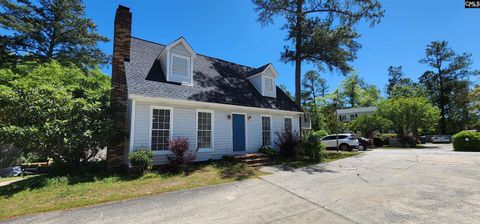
left=453, top=131, right=480, bottom=152
left=377, top=133, right=397, bottom=145
left=128, top=148, right=153, bottom=172
left=311, top=130, right=329, bottom=139
left=296, top=134, right=325, bottom=162
left=378, top=133, right=397, bottom=140
left=258, top=145, right=278, bottom=158
left=0, top=62, right=111, bottom=174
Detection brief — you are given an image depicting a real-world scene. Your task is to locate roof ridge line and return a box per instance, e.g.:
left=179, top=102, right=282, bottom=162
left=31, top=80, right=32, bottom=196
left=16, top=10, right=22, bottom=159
left=131, top=36, right=166, bottom=46
left=131, top=36, right=270, bottom=71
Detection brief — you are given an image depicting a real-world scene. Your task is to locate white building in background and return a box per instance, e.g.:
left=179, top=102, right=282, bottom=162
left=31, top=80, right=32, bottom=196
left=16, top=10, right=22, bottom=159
left=337, top=106, right=377, bottom=122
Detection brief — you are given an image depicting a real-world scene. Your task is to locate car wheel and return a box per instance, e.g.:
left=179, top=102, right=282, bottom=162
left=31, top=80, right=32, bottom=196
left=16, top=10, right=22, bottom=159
left=339, top=144, right=349, bottom=151
left=358, top=145, right=365, bottom=151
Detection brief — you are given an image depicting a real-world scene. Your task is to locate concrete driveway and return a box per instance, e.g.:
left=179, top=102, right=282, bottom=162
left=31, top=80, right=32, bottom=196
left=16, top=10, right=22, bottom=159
left=5, top=144, right=480, bottom=224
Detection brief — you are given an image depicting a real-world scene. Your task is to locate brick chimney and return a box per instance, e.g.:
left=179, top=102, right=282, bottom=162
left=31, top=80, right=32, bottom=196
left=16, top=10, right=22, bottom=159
left=107, top=5, right=131, bottom=169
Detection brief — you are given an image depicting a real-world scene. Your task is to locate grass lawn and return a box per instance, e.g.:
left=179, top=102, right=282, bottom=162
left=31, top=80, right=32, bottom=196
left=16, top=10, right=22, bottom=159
left=0, top=160, right=266, bottom=220
left=279, top=151, right=362, bottom=168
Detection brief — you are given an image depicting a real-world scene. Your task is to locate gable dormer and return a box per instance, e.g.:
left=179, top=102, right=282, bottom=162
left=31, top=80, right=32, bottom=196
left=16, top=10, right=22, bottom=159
left=158, top=37, right=196, bottom=86
left=248, top=63, right=279, bottom=98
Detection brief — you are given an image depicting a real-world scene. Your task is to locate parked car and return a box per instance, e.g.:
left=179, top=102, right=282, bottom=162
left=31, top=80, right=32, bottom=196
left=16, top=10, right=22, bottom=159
left=357, top=137, right=371, bottom=151
left=431, top=135, right=451, bottom=143
left=321, top=134, right=359, bottom=151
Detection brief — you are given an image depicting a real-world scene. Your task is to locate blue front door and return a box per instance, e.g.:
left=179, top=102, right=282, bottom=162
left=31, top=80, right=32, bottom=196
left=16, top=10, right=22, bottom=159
left=232, top=114, right=246, bottom=151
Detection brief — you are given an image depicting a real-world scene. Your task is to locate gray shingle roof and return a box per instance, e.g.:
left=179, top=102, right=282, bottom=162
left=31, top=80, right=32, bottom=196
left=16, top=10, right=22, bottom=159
left=125, top=37, right=302, bottom=112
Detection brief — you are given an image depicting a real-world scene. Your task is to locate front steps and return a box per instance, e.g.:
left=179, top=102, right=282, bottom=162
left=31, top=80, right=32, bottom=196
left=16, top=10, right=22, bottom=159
left=224, top=153, right=275, bottom=167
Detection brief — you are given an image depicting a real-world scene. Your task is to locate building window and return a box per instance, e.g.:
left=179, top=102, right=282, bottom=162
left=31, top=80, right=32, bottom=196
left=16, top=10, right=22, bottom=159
left=197, top=111, right=212, bottom=149
left=265, top=77, right=274, bottom=92
left=171, top=55, right=188, bottom=77
left=262, top=116, right=271, bottom=146
left=284, top=117, right=292, bottom=131
left=151, top=108, right=171, bottom=150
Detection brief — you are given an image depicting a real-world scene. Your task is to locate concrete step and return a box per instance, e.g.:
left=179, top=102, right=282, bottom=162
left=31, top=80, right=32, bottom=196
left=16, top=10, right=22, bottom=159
left=242, top=157, right=272, bottom=164
left=225, top=153, right=270, bottom=160
left=248, top=161, right=278, bottom=167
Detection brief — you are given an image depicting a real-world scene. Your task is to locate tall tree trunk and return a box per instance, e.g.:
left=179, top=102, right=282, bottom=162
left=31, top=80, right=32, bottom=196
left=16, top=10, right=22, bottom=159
left=294, top=0, right=303, bottom=105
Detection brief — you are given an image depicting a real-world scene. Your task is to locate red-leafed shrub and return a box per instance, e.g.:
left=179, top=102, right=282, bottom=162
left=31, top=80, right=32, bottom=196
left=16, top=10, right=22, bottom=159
left=167, top=137, right=197, bottom=173
left=275, top=129, right=301, bottom=158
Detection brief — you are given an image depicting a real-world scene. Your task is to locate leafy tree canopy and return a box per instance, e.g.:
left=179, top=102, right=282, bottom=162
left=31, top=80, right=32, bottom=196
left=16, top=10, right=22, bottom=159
left=378, top=97, right=440, bottom=138
left=0, top=62, right=111, bottom=172
left=386, top=66, right=416, bottom=97
left=0, top=0, right=109, bottom=69
left=359, top=84, right=381, bottom=107
left=340, top=72, right=365, bottom=108
left=349, top=113, right=390, bottom=138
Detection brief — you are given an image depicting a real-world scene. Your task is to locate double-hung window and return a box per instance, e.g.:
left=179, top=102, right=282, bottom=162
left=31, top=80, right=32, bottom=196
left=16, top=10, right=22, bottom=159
left=171, top=54, right=189, bottom=77
left=265, top=77, right=274, bottom=93
left=197, top=111, right=213, bottom=150
left=151, top=108, right=171, bottom=151
left=284, top=117, right=292, bottom=132
left=262, top=116, right=271, bottom=146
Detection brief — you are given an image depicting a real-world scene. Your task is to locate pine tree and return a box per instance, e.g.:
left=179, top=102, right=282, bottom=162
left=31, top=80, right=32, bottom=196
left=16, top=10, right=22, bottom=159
left=0, top=0, right=109, bottom=69
left=252, top=0, right=384, bottom=104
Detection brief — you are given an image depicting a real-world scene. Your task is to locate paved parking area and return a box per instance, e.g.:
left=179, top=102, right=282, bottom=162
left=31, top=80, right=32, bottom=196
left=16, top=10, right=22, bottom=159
left=5, top=144, right=480, bottom=224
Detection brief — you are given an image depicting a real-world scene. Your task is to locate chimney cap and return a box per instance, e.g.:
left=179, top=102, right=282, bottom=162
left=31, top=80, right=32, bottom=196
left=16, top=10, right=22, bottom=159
left=118, top=5, right=130, bottom=11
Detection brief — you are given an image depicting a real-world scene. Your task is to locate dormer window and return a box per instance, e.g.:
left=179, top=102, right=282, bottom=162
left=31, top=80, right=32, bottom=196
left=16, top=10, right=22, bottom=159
left=264, top=77, right=274, bottom=93
left=247, top=63, right=278, bottom=98
left=157, top=37, right=196, bottom=86
left=171, top=54, right=189, bottom=78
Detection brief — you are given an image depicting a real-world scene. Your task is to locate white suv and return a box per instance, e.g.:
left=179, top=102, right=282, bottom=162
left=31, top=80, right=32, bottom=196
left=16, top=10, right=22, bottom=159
left=321, top=134, right=360, bottom=151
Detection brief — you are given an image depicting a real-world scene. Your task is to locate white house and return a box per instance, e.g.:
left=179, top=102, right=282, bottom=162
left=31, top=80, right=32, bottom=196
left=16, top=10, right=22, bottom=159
left=337, top=106, right=378, bottom=122
left=108, top=6, right=305, bottom=166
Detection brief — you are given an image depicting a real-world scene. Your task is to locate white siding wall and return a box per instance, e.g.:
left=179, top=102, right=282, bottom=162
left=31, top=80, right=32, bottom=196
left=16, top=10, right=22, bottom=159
left=130, top=100, right=301, bottom=165
left=248, top=75, right=262, bottom=94
left=171, top=44, right=190, bottom=57
left=159, top=52, right=167, bottom=77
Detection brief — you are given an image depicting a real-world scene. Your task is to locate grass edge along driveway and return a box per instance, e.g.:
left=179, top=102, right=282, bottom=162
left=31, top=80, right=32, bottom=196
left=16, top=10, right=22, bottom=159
left=0, top=151, right=361, bottom=220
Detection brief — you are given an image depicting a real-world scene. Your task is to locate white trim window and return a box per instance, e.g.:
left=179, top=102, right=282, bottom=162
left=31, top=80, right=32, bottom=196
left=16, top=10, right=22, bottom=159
left=262, top=116, right=271, bottom=146
left=197, top=111, right=213, bottom=150
left=171, top=54, right=189, bottom=78
left=151, top=108, right=171, bottom=150
left=284, top=117, right=292, bottom=132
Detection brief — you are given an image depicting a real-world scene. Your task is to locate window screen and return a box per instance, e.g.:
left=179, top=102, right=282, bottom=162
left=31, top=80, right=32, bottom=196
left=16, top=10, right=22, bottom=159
left=197, top=112, right=212, bottom=149
left=151, top=109, right=171, bottom=150
left=172, top=56, right=188, bottom=77
left=262, top=116, right=271, bottom=146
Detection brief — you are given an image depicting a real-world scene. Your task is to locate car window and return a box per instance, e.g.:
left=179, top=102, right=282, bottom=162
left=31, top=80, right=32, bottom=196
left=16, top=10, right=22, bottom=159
left=324, top=135, right=348, bottom=140
left=322, top=136, right=334, bottom=140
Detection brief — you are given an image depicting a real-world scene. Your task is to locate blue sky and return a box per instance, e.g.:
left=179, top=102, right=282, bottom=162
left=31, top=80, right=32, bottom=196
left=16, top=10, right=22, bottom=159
left=85, top=0, right=480, bottom=95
